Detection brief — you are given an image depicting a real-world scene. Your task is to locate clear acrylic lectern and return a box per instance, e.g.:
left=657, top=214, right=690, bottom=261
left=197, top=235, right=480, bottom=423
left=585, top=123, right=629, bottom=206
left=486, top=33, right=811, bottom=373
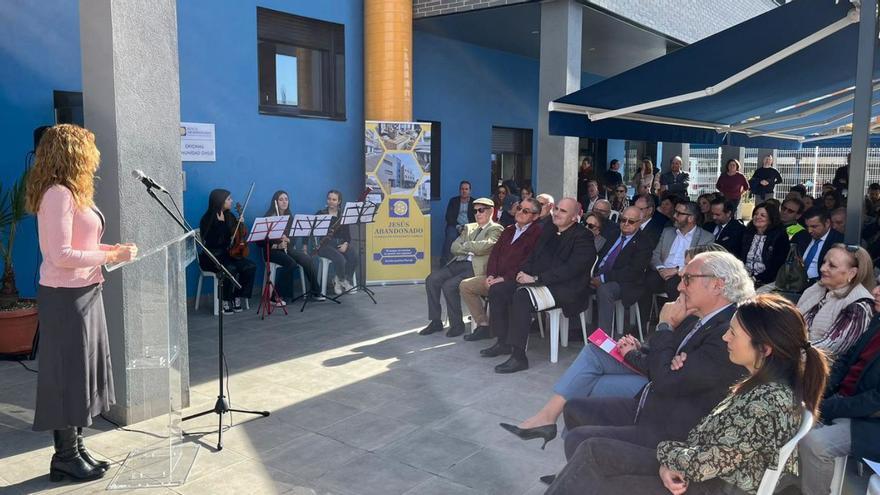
left=104, top=230, right=200, bottom=489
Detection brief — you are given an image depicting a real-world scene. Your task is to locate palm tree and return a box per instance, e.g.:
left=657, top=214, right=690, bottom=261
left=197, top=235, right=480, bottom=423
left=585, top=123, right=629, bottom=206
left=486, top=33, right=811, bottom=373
left=0, top=168, right=30, bottom=308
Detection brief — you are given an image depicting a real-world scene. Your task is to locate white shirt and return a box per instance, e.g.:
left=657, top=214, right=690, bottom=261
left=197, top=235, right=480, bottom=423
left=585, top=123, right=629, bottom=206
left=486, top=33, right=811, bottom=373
left=713, top=221, right=729, bottom=239
left=805, top=230, right=830, bottom=279
left=661, top=227, right=695, bottom=269
left=512, top=222, right=532, bottom=243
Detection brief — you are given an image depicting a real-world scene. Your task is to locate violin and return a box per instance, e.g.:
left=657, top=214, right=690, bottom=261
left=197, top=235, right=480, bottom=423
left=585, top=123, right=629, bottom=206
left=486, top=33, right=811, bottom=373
left=229, top=202, right=250, bottom=259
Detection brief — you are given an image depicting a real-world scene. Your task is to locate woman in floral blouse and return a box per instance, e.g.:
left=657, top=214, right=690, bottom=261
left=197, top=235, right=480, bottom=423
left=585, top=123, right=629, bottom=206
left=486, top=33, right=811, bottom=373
left=545, top=294, right=828, bottom=495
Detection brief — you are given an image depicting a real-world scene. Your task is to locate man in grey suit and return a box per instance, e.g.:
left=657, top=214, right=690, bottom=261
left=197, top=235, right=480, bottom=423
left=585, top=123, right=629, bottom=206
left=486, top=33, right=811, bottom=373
left=642, top=201, right=714, bottom=305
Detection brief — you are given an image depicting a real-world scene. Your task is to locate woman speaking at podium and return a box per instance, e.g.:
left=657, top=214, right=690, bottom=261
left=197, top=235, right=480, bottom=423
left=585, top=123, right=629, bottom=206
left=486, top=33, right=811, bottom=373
left=26, top=124, right=137, bottom=482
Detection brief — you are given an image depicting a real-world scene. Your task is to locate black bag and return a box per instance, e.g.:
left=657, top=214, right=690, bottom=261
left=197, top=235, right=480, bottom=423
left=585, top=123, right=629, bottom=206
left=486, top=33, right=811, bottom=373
left=775, top=242, right=808, bottom=293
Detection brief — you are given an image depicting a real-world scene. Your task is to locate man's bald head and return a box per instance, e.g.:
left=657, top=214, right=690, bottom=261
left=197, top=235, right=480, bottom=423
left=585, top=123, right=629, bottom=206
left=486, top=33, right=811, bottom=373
left=554, top=198, right=580, bottom=231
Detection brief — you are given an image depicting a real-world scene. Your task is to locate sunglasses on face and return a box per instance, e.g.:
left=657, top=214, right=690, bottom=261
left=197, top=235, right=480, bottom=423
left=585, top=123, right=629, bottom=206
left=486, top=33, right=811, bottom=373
left=586, top=223, right=600, bottom=230
left=619, top=217, right=639, bottom=225
left=474, top=208, right=490, bottom=214
left=516, top=205, right=539, bottom=214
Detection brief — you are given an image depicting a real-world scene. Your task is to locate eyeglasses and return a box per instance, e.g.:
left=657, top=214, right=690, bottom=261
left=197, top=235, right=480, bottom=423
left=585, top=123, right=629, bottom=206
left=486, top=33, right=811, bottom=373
left=516, top=205, right=539, bottom=214
left=619, top=217, right=639, bottom=225
left=681, top=273, right=716, bottom=286
left=474, top=208, right=490, bottom=213
left=586, top=223, right=600, bottom=230
left=674, top=209, right=693, bottom=217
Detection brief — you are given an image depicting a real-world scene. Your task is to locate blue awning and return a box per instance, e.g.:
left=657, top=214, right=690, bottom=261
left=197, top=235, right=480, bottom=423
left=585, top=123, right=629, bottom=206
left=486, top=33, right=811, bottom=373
left=549, top=0, right=879, bottom=150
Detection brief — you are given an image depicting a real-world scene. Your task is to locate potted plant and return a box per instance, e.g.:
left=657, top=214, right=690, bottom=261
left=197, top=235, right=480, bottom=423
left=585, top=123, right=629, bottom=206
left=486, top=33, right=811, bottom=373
left=0, top=167, right=38, bottom=356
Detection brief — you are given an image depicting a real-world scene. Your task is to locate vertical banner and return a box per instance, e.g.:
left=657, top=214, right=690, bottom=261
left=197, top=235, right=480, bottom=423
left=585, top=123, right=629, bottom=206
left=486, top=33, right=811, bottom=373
left=365, top=121, right=432, bottom=284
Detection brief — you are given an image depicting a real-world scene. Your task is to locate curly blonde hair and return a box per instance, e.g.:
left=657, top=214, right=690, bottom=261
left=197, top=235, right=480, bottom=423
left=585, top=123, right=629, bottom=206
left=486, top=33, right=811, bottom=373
left=26, top=124, right=100, bottom=213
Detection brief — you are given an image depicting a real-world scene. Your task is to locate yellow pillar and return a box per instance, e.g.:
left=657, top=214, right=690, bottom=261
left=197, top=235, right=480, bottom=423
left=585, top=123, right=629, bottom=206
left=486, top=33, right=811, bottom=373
left=364, top=0, right=412, bottom=122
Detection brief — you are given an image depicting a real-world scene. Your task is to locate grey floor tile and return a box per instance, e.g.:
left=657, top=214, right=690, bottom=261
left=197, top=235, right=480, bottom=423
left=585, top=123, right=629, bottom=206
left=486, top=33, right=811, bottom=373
left=175, top=459, right=307, bottom=495
left=271, top=398, right=363, bottom=431
left=443, top=447, right=558, bottom=495
left=261, top=432, right=366, bottom=481
left=316, top=453, right=431, bottom=495
left=376, top=429, right=481, bottom=473
left=319, top=411, right=418, bottom=451
left=402, top=476, right=481, bottom=495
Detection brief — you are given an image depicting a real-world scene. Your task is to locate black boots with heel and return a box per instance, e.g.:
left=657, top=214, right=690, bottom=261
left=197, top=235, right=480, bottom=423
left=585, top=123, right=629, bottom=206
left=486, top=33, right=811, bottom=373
left=49, top=428, right=106, bottom=482
left=76, top=427, right=110, bottom=472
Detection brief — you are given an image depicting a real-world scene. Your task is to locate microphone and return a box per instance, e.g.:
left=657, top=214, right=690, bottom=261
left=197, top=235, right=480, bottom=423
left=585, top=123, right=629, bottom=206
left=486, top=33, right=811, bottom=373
left=131, top=169, right=168, bottom=193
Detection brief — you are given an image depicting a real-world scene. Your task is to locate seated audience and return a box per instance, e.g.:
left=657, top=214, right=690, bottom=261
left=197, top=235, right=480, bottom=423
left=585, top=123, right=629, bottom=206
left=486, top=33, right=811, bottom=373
left=420, top=197, right=502, bottom=337
left=493, top=184, right=515, bottom=226
left=797, top=245, right=876, bottom=356
left=657, top=194, right=678, bottom=220
left=480, top=198, right=596, bottom=373
left=830, top=206, right=846, bottom=234
left=822, top=190, right=843, bottom=212
left=709, top=198, right=745, bottom=258
left=583, top=212, right=608, bottom=252
left=502, top=245, right=726, bottom=449
left=804, top=194, right=815, bottom=210
left=547, top=294, right=828, bottom=495
left=536, top=193, right=555, bottom=228
left=697, top=193, right=716, bottom=231
left=659, top=156, right=690, bottom=196
left=582, top=180, right=604, bottom=213
left=590, top=199, right=619, bottom=243
left=644, top=201, right=714, bottom=303
left=799, top=279, right=880, bottom=495
left=459, top=198, right=542, bottom=342
left=793, top=208, right=845, bottom=283
left=741, top=202, right=789, bottom=287
left=715, top=158, right=750, bottom=210
left=823, top=182, right=836, bottom=196
left=635, top=194, right=668, bottom=246
left=787, top=184, right=808, bottom=200
left=610, top=183, right=630, bottom=212
left=560, top=251, right=755, bottom=462
left=865, top=182, right=880, bottom=219
left=781, top=197, right=806, bottom=238
left=442, top=181, right=475, bottom=264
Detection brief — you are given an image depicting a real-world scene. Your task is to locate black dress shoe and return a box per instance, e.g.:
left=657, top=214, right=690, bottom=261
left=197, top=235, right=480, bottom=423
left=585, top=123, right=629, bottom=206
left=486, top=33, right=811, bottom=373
left=540, top=474, right=556, bottom=485
left=480, top=342, right=512, bottom=357
left=463, top=325, right=491, bottom=341
left=419, top=320, right=443, bottom=335
left=446, top=324, right=466, bottom=337
left=499, top=422, right=557, bottom=449
left=495, top=355, right=529, bottom=374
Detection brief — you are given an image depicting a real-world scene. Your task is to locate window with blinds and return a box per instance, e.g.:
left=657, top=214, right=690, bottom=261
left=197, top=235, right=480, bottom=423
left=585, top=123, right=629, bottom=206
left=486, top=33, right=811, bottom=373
left=257, top=7, right=345, bottom=120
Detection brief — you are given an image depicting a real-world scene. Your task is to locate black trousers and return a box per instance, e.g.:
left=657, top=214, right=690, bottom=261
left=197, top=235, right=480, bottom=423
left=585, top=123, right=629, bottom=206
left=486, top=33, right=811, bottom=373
left=487, top=280, right=534, bottom=354
left=200, top=253, right=256, bottom=302
left=317, top=244, right=358, bottom=282
left=425, top=260, right=474, bottom=325
left=562, top=396, right=661, bottom=459
left=546, top=436, right=747, bottom=495
left=267, top=249, right=320, bottom=295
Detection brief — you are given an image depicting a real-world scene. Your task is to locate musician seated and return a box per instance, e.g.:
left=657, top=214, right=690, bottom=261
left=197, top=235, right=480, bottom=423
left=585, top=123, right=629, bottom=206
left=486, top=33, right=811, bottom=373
left=420, top=197, right=503, bottom=337
left=199, top=189, right=257, bottom=314
left=480, top=198, right=596, bottom=374
left=459, top=198, right=543, bottom=341
left=315, top=189, right=358, bottom=295
left=257, top=190, right=323, bottom=303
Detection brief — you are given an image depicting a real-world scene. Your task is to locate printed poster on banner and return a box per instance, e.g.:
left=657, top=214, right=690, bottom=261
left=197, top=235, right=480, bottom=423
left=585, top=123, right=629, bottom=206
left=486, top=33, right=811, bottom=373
left=364, top=121, right=432, bottom=284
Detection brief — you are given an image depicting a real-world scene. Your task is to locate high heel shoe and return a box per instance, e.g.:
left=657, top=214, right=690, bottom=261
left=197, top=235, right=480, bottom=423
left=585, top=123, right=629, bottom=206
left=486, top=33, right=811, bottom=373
left=499, top=422, right=557, bottom=449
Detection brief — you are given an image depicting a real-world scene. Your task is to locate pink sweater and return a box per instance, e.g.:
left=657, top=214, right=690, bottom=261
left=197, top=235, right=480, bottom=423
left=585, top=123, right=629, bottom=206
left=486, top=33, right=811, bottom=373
left=37, top=185, right=112, bottom=288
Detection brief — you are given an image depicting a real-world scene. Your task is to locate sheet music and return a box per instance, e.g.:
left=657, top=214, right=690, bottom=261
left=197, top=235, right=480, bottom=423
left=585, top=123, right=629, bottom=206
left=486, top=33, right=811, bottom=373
left=291, top=214, right=333, bottom=237
left=340, top=202, right=377, bottom=225
left=247, top=215, right=289, bottom=242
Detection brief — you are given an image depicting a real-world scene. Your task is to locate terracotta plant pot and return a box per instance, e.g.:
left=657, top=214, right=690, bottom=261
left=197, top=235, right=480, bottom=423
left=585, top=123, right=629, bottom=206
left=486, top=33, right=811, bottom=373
left=0, top=302, right=38, bottom=355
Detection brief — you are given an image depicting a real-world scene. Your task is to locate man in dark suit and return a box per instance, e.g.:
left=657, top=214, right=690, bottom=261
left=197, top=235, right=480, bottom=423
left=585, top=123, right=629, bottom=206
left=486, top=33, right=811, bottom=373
left=792, top=207, right=844, bottom=284
left=634, top=194, right=667, bottom=247
left=480, top=198, right=597, bottom=374
left=459, top=198, right=543, bottom=341
left=442, top=181, right=475, bottom=264
left=709, top=198, right=745, bottom=258
left=591, top=206, right=652, bottom=334
left=659, top=156, right=690, bottom=196
left=559, top=251, right=753, bottom=463
left=799, top=311, right=880, bottom=495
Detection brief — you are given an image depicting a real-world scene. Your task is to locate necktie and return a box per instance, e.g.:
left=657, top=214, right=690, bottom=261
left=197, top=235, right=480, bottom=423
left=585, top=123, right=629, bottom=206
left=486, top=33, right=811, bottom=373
left=803, top=240, right=820, bottom=277
left=598, top=236, right=627, bottom=274
left=676, top=320, right=703, bottom=354
left=714, top=225, right=722, bottom=240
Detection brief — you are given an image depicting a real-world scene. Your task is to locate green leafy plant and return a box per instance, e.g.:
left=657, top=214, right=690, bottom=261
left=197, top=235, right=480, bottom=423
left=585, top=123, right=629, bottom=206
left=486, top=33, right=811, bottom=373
left=0, top=168, right=31, bottom=309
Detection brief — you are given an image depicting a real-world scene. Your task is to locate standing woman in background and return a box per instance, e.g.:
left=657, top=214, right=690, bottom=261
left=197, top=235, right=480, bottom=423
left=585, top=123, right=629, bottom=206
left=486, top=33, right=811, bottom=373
left=26, top=124, right=138, bottom=482
left=716, top=158, right=750, bottom=210
left=316, top=189, right=358, bottom=295
left=631, top=158, right=658, bottom=196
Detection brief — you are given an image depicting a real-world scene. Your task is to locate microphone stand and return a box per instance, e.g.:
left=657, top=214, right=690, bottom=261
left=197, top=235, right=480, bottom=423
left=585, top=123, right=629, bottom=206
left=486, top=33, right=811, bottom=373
left=139, top=185, right=269, bottom=451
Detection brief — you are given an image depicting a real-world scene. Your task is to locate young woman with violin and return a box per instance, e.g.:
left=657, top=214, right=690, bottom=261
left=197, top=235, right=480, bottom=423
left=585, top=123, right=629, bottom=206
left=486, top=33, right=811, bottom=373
left=315, top=189, right=358, bottom=295
left=258, top=190, right=323, bottom=303
left=199, top=189, right=256, bottom=314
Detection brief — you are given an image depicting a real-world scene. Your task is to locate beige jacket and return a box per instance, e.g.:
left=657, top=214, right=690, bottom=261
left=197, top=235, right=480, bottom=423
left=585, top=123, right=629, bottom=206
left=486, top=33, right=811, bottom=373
left=449, top=221, right=503, bottom=276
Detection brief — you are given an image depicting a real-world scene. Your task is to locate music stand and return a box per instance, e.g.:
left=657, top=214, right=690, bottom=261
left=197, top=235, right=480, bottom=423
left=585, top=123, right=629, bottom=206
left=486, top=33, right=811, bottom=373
left=248, top=215, right=289, bottom=319
left=291, top=214, right=341, bottom=311
left=339, top=201, right=378, bottom=303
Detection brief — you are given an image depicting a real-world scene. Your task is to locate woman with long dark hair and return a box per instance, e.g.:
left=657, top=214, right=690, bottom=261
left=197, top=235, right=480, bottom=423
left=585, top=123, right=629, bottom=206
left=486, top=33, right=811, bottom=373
left=316, top=189, right=358, bottom=295
left=27, top=124, right=138, bottom=482
left=198, top=189, right=256, bottom=313
left=546, top=294, right=829, bottom=495
left=741, top=202, right=789, bottom=287
left=258, top=190, right=323, bottom=302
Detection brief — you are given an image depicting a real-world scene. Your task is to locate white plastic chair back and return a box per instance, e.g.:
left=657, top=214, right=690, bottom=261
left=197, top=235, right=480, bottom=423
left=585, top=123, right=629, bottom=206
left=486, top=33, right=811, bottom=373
left=755, top=408, right=814, bottom=495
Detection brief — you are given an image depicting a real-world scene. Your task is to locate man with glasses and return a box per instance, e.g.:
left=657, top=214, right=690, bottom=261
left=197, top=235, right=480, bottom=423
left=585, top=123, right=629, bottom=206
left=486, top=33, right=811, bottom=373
left=536, top=193, right=555, bottom=228
left=709, top=198, right=745, bottom=258
left=481, top=198, right=596, bottom=373
left=792, top=207, right=844, bottom=284
left=644, top=201, right=714, bottom=304
left=421, top=197, right=503, bottom=337
left=780, top=197, right=806, bottom=238
left=591, top=206, right=653, bottom=334
left=459, top=198, right=543, bottom=341
left=442, top=181, right=475, bottom=264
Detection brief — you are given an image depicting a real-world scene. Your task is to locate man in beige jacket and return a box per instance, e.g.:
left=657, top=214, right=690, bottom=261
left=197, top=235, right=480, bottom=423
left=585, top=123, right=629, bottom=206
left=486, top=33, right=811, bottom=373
left=421, top=197, right=503, bottom=337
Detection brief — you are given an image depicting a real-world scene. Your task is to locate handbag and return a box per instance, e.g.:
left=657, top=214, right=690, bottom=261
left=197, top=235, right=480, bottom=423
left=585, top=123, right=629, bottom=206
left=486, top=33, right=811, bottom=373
left=775, top=242, right=808, bottom=293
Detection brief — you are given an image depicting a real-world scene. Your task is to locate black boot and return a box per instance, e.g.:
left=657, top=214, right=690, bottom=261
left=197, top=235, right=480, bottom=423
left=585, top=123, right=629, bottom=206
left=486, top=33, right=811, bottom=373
left=50, top=428, right=105, bottom=482
left=76, top=427, right=110, bottom=472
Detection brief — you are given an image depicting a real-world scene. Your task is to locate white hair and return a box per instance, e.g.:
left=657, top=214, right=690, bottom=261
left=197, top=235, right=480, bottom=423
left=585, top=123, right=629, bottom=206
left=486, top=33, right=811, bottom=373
left=537, top=193, right=555, bottom=205
left=694, top=251, right=755, bottom=304
left=595, top=199, right=611, bottom=209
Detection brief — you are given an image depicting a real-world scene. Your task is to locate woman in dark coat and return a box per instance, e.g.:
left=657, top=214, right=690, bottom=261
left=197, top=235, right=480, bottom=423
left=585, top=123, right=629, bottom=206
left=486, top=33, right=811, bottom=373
left=741, top=202, right=790, bottom=287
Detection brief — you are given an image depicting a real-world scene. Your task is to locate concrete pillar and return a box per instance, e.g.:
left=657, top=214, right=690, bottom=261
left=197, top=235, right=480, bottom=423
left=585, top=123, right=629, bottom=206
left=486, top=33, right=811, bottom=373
left=80, top=0, right=189, bottom=424
left=536, top=0, right=582, bottom=202
left=660, top=142, right=690, bottom=173
left=364, top=0, right=412, bottom=121
left=721, top=146, right=746, bottom=169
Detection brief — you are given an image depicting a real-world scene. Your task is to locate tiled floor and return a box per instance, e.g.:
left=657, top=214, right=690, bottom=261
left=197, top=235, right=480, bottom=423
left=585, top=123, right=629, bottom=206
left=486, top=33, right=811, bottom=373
left=0, top=284, right=581, bottom=494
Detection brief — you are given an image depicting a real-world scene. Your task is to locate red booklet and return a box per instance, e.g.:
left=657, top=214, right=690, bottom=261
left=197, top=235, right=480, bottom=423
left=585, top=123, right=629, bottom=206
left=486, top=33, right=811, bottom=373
left=588, top=329, right=645, bottom=375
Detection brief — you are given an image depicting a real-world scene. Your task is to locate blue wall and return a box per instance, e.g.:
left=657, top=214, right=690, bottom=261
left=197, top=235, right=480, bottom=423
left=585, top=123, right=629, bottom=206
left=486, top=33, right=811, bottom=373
left=0, top=0, right=82, bottom=298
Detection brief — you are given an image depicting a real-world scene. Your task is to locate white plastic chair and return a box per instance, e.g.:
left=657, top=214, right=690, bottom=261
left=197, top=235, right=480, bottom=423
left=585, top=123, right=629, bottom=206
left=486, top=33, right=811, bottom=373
left=263, top=262, right=307, bottom=300
left=318, top=256, right=358, bottom=295
left=613, top=301, right=644, bottom=340
left=868, top=474, right=880, bottom=495
left=537, top=308, right=588, bottom=364
left=195, top=270, right=249, bottom=316
left=755, top=408, right=814, bottom=495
